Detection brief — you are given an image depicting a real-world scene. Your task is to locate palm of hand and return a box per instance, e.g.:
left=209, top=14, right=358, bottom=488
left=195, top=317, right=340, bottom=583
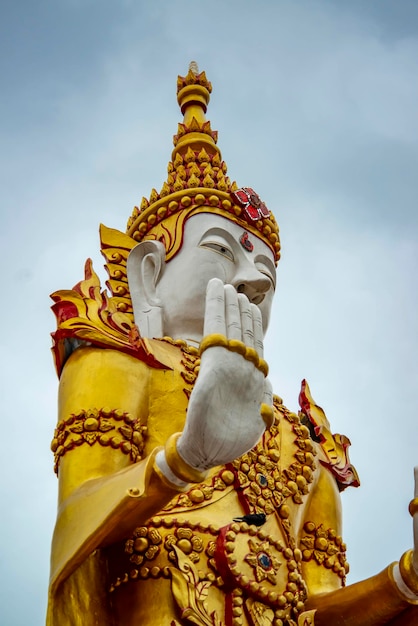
left=178, top=278, right=272, bottom=471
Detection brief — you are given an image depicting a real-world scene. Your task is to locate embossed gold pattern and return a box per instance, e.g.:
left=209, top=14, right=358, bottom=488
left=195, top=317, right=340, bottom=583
left=300, top=522, right=348, bottom=583
left=51, top=408, right=146, bottom=473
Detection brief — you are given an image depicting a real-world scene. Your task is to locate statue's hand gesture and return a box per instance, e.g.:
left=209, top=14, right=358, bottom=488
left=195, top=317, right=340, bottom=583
left=172, top=277, right=273, bottom=477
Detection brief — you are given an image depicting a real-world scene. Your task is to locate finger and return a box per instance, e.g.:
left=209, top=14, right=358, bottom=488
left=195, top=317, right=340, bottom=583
left=225, top=284, right=241, bottom=340
left=261, top=379, right=274, bottom=428
left=263, top=378, right=273, bottom=407
left=238, top=294, right=254, bottom=348
left=204, top=278, right=226, bottom=336
left=251, top=303, right=264, bottom=358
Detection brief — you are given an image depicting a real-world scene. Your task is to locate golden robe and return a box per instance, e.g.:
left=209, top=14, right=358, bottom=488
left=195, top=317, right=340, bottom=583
left=47, top=340, right=417, bottom=626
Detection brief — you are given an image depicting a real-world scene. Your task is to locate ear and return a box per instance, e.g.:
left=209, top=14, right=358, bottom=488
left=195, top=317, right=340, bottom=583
left=127, top=240, right=166, bottom=338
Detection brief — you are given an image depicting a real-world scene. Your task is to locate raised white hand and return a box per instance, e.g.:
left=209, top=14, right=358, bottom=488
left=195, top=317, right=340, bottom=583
left=176, top=277, right=273, bottom=472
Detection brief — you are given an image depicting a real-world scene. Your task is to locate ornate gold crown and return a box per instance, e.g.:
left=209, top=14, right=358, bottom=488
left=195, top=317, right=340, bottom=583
left=125, top=62, right=281, bottom=263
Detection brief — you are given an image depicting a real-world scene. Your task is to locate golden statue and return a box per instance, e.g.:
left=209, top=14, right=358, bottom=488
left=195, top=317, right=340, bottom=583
left=47, top=64, right=418, bottom=625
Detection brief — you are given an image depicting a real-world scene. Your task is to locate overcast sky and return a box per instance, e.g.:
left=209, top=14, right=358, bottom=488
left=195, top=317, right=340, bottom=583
left=1, top=1, right=418, bottom=624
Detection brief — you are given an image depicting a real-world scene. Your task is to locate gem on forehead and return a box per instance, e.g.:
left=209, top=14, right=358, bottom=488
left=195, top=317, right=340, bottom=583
left=240, top=231, right=254, bottom=252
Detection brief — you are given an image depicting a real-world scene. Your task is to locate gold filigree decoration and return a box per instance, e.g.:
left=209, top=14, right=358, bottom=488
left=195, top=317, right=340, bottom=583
left=109, top=518, right=221, bottom=591
left=299, top=379, right=360, bottom=491
left=162, top=467, right=235, bottom=512
left=165, top=527, right=204, bottom=563
left=50, top=224, right=169, bottom=375
left=300, top=522, right=348, bottom=583
left=170, top=545, right=224, bottom=626
left=51, top=408, right=146, bottom=473
left=124, top=526, right=162, bottom=566
left=232, top=403, right=317, bottom=521
left=180, top=351, right=201, bottom=399
left=297, top=609, right=316, bottom=625
left=232, top=436, right=281, bottom=516
left=51, top=258, right=134, bottom=352
left=245, top=598, right=275, bottom=626
left=218, top=522, right=306, bottom=612
left=245, top=539, right=282, bottom=584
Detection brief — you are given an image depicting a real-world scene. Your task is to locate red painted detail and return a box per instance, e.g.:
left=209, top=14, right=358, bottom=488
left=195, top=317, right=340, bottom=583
left=215, top=526, right=237, bottom=592
left=225, top=590, right=234, bottom=626
left=240, top=231, right=254, bottom=252
left=51, top=301, right=79, bottom=324
left=51, top=327, right=169, bottom=377
left=232, top=187, right=270, bottom=222
left=226, top=463, right=251, bottom=515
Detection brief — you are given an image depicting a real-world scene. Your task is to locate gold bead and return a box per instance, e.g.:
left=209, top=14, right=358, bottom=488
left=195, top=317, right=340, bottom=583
left=315, top=537, right=328, bottom=551
left=195, top=193, right=205, bottom=205
left=279, top=505, right=290, bottom=519
left=304, top=521, right=316, bottom=533
left=409, top=498, right=418, bottom=517
left=221, top=470, right=235, bottom=485
left=189, top=489, right=204, bottom=503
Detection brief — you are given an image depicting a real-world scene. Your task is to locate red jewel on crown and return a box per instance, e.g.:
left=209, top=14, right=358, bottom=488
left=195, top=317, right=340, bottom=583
left=232, top=187, right=270, bottom=221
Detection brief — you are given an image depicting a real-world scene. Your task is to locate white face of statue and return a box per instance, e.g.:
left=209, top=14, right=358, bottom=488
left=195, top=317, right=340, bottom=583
left=154, top=213, right=276, bottom=345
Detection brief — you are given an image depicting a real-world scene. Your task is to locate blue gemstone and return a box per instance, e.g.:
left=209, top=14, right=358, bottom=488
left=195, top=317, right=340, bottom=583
left=258, top=474, right=268, bottom=487
left=258, top=553, right=271, bottom=569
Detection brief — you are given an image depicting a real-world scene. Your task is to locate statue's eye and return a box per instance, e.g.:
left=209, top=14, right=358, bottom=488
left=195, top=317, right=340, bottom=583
left=200, top=241, right=234, bottom=261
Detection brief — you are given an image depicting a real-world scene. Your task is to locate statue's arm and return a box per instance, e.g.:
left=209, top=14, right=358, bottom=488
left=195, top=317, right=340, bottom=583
left=49, top=347, right=179, bottom=594
left=302, top=464, right=417, bottom=624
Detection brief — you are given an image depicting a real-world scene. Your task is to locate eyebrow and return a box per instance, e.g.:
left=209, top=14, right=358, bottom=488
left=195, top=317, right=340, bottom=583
left=198, top=227, right=236, bottom=246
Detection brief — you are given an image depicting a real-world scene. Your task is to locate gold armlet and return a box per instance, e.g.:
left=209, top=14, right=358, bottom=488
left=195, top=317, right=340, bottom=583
left=165, top=433, right=207, bottom=484
left=399, top=550, right=418, bottom=595
left=260, top=403, right=275, bottom=428
left=199, top=334, right=269, bottom=376
left=409, top=498, right=418, bottom=517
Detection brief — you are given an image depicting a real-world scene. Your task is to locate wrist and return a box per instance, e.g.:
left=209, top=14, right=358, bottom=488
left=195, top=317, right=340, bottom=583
left=164, top=432, right=209, bottom=484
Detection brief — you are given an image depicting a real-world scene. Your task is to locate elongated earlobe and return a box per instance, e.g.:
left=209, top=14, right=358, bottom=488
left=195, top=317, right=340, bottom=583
left=127, top=240, right=166, bottom=338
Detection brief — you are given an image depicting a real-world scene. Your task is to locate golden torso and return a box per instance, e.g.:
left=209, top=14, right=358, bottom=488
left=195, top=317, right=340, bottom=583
left=51, top=340, right=346, bottom=626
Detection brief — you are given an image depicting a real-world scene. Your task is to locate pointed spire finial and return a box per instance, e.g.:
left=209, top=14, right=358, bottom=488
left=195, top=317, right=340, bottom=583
left=173, top=65, right=219, bottom=160
left=189, top=60, right=199, bottom=75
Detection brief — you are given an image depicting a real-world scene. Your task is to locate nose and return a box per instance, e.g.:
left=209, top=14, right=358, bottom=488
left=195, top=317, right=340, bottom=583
left=233, top=271, right=272, bottom=305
